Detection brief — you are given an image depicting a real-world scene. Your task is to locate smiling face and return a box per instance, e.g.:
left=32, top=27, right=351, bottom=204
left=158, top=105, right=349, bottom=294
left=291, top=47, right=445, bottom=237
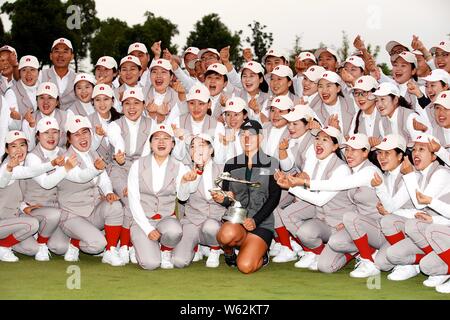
left=50, top=44, right=73, bottom=68
left=392, top=56, right=416, bottom=84
left=38, top=128, right=60, bottom=150
left=123, top=97, right=144, bottom=121
left=93, top=95, right=113, bottom=118
left=302, top=77, right=318, bottom=96
left=188, top=99, right=210, bottom=122
left=119, top=62, right=141, bottom=86
left=75, top=80, right=94, bottom=103
left=37, top=94, right=58, bottom=116
left=239, top=130, right=262, bottom=154
left=130, top=50, right=150, bottom=70
left=241, top=68, right=263, bottom=94
left=425, top=81, right=448, bottom=102
left=434, top=105, right=450, bottom=128
left=314, top=131, right=338, bottom=160
left=0, top=51, right=14, bottom=78
left=19, top=67, right=39, bottom=87
left=288, top=120, right=308, bottom=139
left=150, top=66, right=171, bottom=94
left=69, top=128, right=91, bottom=152
left=150, top=131, right=174, bottom=158
left=376, top=149, right=403, bottom=172
left=344, top=62, right=364, bottom=81
left=376, top=95, right=398, bottom=118
left=353, top=89, right=376, bottom=113
left=270, top=74, right=291, bottom=96
left=318, top=79, right=340, bottom=105
left=318, top=52, right=338, bottom=72
left=6, top=138, right=28, bottom=162
left=344, top=146, right=369, bottom=168
left=204, top=73, right=227, bottom=96
left=434, top=48, right=450, bottom=73
left=270, top=106, right=289, bottom=128
left=412, top=142, right=436, bottom=171
left=190, top=137, right=213, bottom=167
left=225, top=111, right=245, bottom=130
left=95, top=66, right=116, bottom=85
left=201, top=52, right=220, bottom=70
left=264, top=56, right=285, bottom=74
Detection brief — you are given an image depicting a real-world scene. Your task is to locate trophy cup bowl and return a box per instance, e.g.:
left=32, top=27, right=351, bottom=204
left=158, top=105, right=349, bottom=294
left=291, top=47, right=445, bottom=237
left=222, top=205, right=248, bottom=224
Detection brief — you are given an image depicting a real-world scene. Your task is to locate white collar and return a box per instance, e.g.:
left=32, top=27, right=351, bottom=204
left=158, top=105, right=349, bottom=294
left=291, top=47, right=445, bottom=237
left=125, top=117, right=141, bottom=128
left=152, top=155, right=169, bottom=168
left=388, top=107, right=399, bottom=121
left=317, top=152, right=334, bottom=167
left=51, top=66, right=70, bottom=80
left=389, top=163, right=402, bottom=177
left=420, top=162, right=434, bottom=177
left=73, top=148, right=90, bottom=158
left=39, top=145, right=59, bottom=158
left=351, top=159, right=368, bottom=173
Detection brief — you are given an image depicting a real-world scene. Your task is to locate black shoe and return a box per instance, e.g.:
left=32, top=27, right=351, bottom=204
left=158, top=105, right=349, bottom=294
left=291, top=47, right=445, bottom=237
left=224, top=249, right=237, bottom=267
left=262, top=251, right=269, bottom=267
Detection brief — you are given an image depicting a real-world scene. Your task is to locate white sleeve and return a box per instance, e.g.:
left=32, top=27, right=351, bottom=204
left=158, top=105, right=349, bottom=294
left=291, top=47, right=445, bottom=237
left=429, top=198, right=450, bottom=221
left=0, top=164, right=13, bottom=188
left=64, top=160, right=101, bottom=183
left=280, top=152, right=295, bottom=172
left=309, top=166, right=375, bottom=191
left=5, top=90, right=21, bottom=130
left=98, top=171, right=113, bottom=195
left=402, top=172, right=424, bottom=210
left=128, top=161, right=155, bottom=235
left=435, top=147, right=450, bottom=167
left=176, top=164, right=191, bottom=202
left=391, top=209, right=418, bottom=219
left=423, top=170, right=450, bottom=203
left=174, top=68, right=195, bottom=93
left=106, top=122, right=125, bottom=154
left=348, top=113, right=358, bottom=136
left=25, top=153, right=67, bottom=190
left=226, top=68, right=243, bottom=90
left=10, top=161, right=54, bottom=180
left=406, top=113, right=425, bottom=142
left=375, top=180, right=411, bottom=213
left=379, top=70, right=397, bottom=85
left=21, top=119, right=37, bottom=151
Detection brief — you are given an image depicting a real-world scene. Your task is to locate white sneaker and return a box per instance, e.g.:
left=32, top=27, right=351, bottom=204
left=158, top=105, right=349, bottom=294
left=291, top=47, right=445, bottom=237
left=206, top=249, right=221, bottom=268
left=118, top=245, right=130, bottom=264
left=387, top=265, right=420, bottom=281
left=436, top=279, right=450, bottom=294
left=294, top=252, right=317, bottom=269
left=290, top=238, right=304, bottom=257
left=269, top=241, right=282, bottom=257
left=160, top=250, right=174, bottom=269
left=423, top=275, right=450, bottom=288
left=35, top=244, right=50, bottom=262
left=64, top=244, right=80, bottom=262
left=308, top=259, right=319, bottom=271
left=192, top=249, right=203, bottom=262
left=350, top=258, right=380, bottom=278
left=272, top=246, right=297, bottom=263
left=200, top=245, right=211, bottom=258
left=102, top=247, right=124, bottom=267
left=0, top=246, right=19, bottom=262
left=129, top=247, right=137, bottom=264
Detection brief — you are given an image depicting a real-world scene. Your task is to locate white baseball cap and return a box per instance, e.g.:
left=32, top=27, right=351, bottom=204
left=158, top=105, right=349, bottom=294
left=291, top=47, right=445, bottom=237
left=96, top=56, right=118, bottom=70
left=186, top=84, right=210, bottom=103
left=52, top=38, right=73, bottom=51
left=423, top=69, right=450, bottom=85
left=121, top=87, right=144, bottom=102
left=353, top=75, right=379, bottom=92
left=320, top=71, right=341, bottom=84
left=407, top=133, right=441, bottom=148
left=298, top=51, right=317, bottom=63
left=37, top=82, right=58, bottom=98
left=311, top=126, right=342, bottom=144
left=224, top=97, right=248, bottom=113
left=434, top=90, right=450, bottom=109
left=19, top=55, right=39, bottom=70
left=391, top=51, right=418, bottom=67
left=6, top=130, right=28, bottom=144
left=120, top=55, right=142, bottom=68
left=314, top=48, right=339, bottom=62
left=373, top=82, right=400, bottom=97
left=303, top=66, right=326, bottom=82
left=92, top=84, right=114, bottom=99
left=262, top=48, right=289, bottom=64
left=198, top=48, right=220, bottom=59
left=0, top=45, right=17, bottom=55
left=149, top=59, right=172, bottom=71
left=385, top=41, right=409, bottom=55
left=431, top=40, right=450, bottom=54
left=187, top=58, right=201, bottom=70
left=206, top=63, right=228, bottom=76
left=242, top=61, right=264, bottom=74
left=375, top=134, right=407, bottom=152
left=271, top=65, right=294, bottom=80
left=344, top=56, right=365, bottom=69
left=128, top=42, right=148, bottom=54
left=74, top=73, right=96, bottom=86
left=282, top=105, right=315, bottom=122
left=343, top=133, right=371, bottom=150
left=150, top=123, right=174, bottom=138
left=183, top=47, right=200, bottom=59
left=36, top=116, right=60, bottom=133
left=66, top=115, right=92, bottom=133
left=187, top=133, right=214, bottom=146
left=412, top=50, right=424, bottom=56
left=270, top=95, right=294, bottom=111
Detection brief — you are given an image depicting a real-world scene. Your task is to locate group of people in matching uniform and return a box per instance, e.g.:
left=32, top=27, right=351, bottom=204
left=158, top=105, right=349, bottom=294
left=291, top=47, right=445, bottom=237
left=0, top=33, right=450, bottom=294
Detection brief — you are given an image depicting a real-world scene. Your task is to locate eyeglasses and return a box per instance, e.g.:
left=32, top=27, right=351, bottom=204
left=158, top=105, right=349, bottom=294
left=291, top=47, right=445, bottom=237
left=352, top=91, right=370, bottom=97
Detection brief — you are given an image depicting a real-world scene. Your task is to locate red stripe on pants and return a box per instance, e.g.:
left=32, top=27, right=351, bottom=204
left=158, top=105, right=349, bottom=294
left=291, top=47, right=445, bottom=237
left=353, top=234, right=375, bottom=261
left=120, top=227, right=131, bottom=247
left=385, top=231, right=405, bottom=246
left=105, top=225, right=122, bottom=250
left=438, top=249, right=450, bottom=275
left=37, top=235, right=49, bottom=245
left=0, top=234, right=20, bottom=248
left=275, top=227, right=292, bottom=250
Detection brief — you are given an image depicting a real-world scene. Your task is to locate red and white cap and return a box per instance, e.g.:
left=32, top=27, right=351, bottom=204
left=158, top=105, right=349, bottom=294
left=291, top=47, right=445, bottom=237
left=186, top=84, right=210, bottom=103
left=375, top=134, right=407, bottom=152
left=0, top=45, right=17, bottom=55
left=96, top=56, right=118, bottom=70
left=282, top=105, right=315, bottom=122
left=121, top=87, right=144, bottom=102
left=320, top=71, right=341, bottom=84
left=6, top=130, right=28, bottom=144
left=385, top=41, right=409, bottom=55
left=271, top=65, right=294, bottom=80
left=391, top=51, right=418, bottom=67
left=52, top=38, right=73, bottom=50
left=37, top=82, right=58, bottom=98
left=66, top=115, right=92, bottom=134
left=314, top=48, right=339, bottom=62
left=423, top=69, right=450, bottom=85
left=183, top=47, right=200, bottom=58
left=37, top=116, right=60, bottom=133
left=431, top=40, right=450, bottom=54
left=407, top=133, right=441, bottom=148
left=343, top=133, right=370, bottom=150
left=303, top=65, right=326, bottom=82
left=74, top=73, right=96, bottom=86
left=150, top=124, right=174, bottom=138
left=19, top=55, right=39, bottom=70
left=373, top=82, right=400, bottom=97
left=242, top=61, right=264, bottom=74
left=298, top=52, right=317, bottom=63
left=412, top=50, right=423, bottom=56
left=434, top=90, right=450, bottom=109
left=149, top=59, right=172, bottom=71
left=120, top=55, right=142, bottom=67
left=262, top=48, right=289, bottom=64
left=344, top=56, right=365, bottom=69
left=311, top=126, right=342, bottom=144
left=353, top=75, right=379, bottom=92
left=206, top=63, right=228, bottom=76
left=187, top=133, right=214, bottom=145
left=198, top=48, right=220, bottom=59
left=92, top=84, right=114, bottom=99
left=224, top=97, right=248, bottom=113
left=128, top=42, right=148, bottom=54
left=270, top=95, right=294, bottom=111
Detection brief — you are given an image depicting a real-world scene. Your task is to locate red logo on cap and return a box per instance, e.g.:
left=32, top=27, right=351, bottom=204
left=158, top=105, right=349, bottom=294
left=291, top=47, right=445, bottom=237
left=128, top=57, right=132, bottom=60
left=213, top=65, right=217, bottom=68
left=195, top=89, right=201, bottom=94
left=350, top=57, right=354, bottom=61
left=100, top=87, right=105, bottom=91
left=102, top=58, right=106, bottom=62
left=45, top=85, right=50, bottom=90
left=310, top=68, right=315, bottom=71
left=26, top=58, right=31, bottom=62
left=160, top=125, right=165, bottom=129
left=14, top=132, right=19, bottom=136
left=135, top=44, right=140, bottom=47
left=383, top=138, right=387, bottom=142
left=417, top=136, right=422, bottom=139
left=350, top=136, right=356, bottom=140
left=229, top=102, right=234, bottom=106
left=157, top=60, right=163, bottom=64
left=275, top=67, right=280, bottom=70
left=75, top=119, right=81, bottom=123
left=358, top=79, right=363, bottom=83
left=130, top=91, right=135, bottom=94
left=323, top=73, right=328, bottom=77
left=269, top=50, right=274, bottom=53
left=442, top=94, right=447, bottom=98
left=46, top=121, right=51, bottom=125
left=440, top=42, right=445, bottom=45
left=81, top=76, right=85, bottom=79
left=248, top=63, right=253, bottom=66
left=306, top=53, right=311, bottom=56
left=275, top=99, right=281, bottom=103
left=60, top=39, right=65, bottom=43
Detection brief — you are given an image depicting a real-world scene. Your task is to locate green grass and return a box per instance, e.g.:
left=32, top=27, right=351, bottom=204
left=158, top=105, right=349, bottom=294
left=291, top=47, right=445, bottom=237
left=0, top=253, right=449, bottom=300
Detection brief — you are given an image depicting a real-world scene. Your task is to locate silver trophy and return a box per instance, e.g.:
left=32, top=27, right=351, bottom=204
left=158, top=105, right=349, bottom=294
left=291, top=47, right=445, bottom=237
left=210, top=172, right=261, bottom=224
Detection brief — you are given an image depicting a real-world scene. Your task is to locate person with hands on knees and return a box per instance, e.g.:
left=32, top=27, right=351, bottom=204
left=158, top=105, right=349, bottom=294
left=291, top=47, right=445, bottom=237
left=128, top=124, right=192, bottom=270
left=213, top=120, right=282, bottom=274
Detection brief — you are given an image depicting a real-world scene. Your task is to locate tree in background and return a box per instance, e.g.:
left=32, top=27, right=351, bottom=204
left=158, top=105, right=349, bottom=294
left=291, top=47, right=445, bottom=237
left=186, top=13, right=242, bottom=66
left=245, top=21, right=273, bottom=63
